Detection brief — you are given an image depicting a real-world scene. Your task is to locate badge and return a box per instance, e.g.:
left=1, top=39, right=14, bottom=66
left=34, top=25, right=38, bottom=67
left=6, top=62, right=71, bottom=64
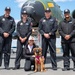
left=49, top=19, right=53, bottom=21
left=26, top=23, right=29, bottom=25
left=10, top=20, right=13, bottom=21
left=2, top=18, right=5, bottom=21
left=20, top=22, right=23, bottom=25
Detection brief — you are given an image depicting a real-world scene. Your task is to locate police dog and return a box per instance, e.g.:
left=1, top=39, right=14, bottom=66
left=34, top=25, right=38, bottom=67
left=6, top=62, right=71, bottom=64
left=33, top=48, right=46, bottom=72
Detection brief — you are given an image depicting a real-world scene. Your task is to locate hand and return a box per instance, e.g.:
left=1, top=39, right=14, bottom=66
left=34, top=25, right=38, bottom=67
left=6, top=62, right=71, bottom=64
left=44, top=33, right=50, bottom=39
left=23, top=37, right=27, bottom=41
left=3, top=33, right=9, bottom=38
left=42, top=56, right=44, bottom=58
left=65, top=35, right=71, bottom=40
left=19, top=37, right=23, bottom=43
left=19, top=37, right=22, bottom=41
left=32, top=55, right=35, bottom=57
left=19, top=37, right=27, bottom=43
left=22, top=37, right=27, bottom=43
left=42, top=56, right=45, bottom=60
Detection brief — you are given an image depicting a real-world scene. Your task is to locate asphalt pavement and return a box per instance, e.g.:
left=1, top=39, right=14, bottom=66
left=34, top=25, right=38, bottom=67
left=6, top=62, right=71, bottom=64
left=0, top=53, right=75, bottom=75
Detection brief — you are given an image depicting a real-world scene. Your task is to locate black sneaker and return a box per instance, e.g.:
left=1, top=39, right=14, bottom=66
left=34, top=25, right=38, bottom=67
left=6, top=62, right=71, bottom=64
left=62, top=67, right=70, bottom=71
left=73, top=67, right=75, bottom=71
left=5, top=66, right=10, bottom=70
left=0, top=64, right=1, bottom=67
left=13, top=67, right=20, bottom=70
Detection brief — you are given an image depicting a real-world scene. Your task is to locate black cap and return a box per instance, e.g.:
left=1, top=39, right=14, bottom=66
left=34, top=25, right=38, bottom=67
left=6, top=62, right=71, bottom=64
left=22, top=10, right=27, bottom=14
left=64, top=9, right=70, bottom=14
left=5, top=7, right=11, bottom=11
left=45, top=8, right=51, bottom=12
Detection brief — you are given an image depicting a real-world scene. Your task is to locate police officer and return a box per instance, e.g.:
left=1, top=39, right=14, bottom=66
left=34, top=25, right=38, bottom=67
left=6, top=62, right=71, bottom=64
left=39, top=8, right=58, bottom=70
left=0, top=7, right=15, bottom=69
left=59, top=9, right=75, bottom=71
left=13, top=11, right=32, bottom=69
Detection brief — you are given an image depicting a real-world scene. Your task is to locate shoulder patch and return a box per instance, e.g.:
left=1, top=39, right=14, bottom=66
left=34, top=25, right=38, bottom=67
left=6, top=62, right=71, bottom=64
left=20, top=22, right=23, bottom=25
left=2, top=18, right=5, bottom=21
left=43, top=19, right=46, bottom=22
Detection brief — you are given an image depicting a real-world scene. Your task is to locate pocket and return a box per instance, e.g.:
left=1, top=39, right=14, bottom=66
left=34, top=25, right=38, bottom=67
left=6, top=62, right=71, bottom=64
left=0, top=36, right=4, bottom=43
left=0, top=37, right=4, bottom=52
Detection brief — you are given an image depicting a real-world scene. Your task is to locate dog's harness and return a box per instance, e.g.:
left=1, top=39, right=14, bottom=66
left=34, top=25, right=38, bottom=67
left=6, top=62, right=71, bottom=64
left=36, top=56, right=41, bottom=64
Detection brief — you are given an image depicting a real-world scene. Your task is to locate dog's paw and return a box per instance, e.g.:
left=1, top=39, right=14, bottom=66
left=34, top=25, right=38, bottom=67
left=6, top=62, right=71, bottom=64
left=44, top=69, right=46, bottom=72
left=34, top=70, right=37, bottom=72
left=41, top=70, right=43, bottom=72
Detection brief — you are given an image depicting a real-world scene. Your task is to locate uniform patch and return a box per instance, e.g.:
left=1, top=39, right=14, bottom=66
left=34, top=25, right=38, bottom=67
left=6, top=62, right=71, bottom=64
left=26, top=23, right=29, bottom=25
left=20, top=22, right=23, bottom=25
left=49, top=19, right=53, bottom=21
left=10, top=20, right=13, bottom=21
left=2, top=18, right=5, bottom=21
left=43, top=19, right=46, bottom=22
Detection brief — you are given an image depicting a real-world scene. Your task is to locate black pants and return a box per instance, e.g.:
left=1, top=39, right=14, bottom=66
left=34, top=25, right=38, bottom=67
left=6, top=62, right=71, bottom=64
left=0, top=36, right=12, bottom=67
left=62, top=43, right=75, bottom=68
left=24, top=57, right=35, bottom=71
left=42, top=37, right=57, bottom=67
left=15, top=39, right=27, bottom=68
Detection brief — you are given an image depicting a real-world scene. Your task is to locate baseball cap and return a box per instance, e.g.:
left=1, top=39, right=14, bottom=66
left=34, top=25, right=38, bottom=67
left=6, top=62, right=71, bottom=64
left=22, top=10, right=27, bottom=14
left=45, top=8, right=51, bottom=12
left=28, top=36, right=34, bottom=41
left=64, top=9, right=70, bottom=14
left=5, top=7, right=11, bottom=11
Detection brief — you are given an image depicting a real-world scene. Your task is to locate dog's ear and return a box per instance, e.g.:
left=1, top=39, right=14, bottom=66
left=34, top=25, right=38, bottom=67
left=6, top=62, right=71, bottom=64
left=33, top=48, right=36, bottom=52
left=39, top=48, right=42, bottom=52
left=33, top=48, right=39, bottom=51
left=39, top=48, right=42, bottom=50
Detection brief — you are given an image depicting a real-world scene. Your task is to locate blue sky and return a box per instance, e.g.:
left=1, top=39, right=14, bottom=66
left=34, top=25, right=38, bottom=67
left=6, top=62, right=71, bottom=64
left=0, top=0, right=75, bottom=20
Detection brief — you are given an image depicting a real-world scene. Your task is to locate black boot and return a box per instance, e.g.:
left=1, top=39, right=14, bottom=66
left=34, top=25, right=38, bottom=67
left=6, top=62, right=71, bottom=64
left=73, top=63, right=75, bottom=71
left=0, top=64, right=1, bottom=67
left=73, top=67, right=75, bottom=71
left=5, top=65, right=10, bottom=70
left=62, top=67, right=70, bottom=71
left=13, top=66, right=20, bottom=70
left=52, top=66, right=57, bottom=70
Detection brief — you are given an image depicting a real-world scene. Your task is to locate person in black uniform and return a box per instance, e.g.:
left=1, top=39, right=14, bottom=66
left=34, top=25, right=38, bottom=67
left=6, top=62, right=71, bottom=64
left=13, top=11, right=32, bottom=69
left=0, top=7, right=15, bottom=69
left=38, top=8, right=58, bottom=70
left=23, top=36, right=37, bottom=71
left=59, top=9, right=75, bottom=71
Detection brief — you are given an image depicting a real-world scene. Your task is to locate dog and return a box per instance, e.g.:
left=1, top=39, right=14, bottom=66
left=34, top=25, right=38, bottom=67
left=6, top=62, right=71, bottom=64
left=33, top=48, right=46, bottom=72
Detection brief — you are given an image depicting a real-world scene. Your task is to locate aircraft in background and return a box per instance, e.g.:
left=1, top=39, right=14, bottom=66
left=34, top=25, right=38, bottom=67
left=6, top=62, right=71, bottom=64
left=13, top=0, right=75, bottom=38
left=72, top=10, right=75, bottom=19
left=21, top=0, right=63, bottom=27
left=12, top=0, right=75, bottom=53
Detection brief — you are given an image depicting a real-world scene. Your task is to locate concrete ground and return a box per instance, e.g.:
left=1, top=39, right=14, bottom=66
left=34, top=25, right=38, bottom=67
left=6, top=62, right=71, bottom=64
left=0, top=53, right=75, bottom=75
